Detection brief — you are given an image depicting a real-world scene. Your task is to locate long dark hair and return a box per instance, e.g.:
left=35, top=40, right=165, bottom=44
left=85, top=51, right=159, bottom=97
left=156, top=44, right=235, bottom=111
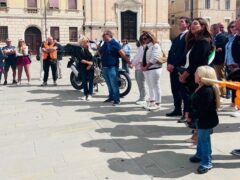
left=186, top=18, right=213, bottom=51
left=227, top=21, right=236, bottom=35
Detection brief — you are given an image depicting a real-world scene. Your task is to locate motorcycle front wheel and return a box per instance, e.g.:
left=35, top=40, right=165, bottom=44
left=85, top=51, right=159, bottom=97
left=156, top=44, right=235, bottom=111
left=118, top=71, right=132, bottom=97
left=70, top=72, right=83, bottom=90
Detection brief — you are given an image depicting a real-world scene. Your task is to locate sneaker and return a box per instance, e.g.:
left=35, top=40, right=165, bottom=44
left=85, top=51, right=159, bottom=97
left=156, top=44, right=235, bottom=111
left=53, top=81, right=57, bottom=86
left=27, top=81, right=31, bottom=86
left=41, top=82, right=47, bottom=86
left=197, top=165, right=212, bottom=174
left=112, top=101, right=121, bottom=106
left=80, top=96, right=87, bottom=101
left=230, top=110, right=240, bottom=117
left=148, top=104, right=161, bottom=111
left=104, top=98, right=113, bottom=103
left=17, top=81, right=21, bottom=86
left=220, top=104, right=236, bottom=112
left=143, top=101, right=154, bottom=110
left=135, top=100, right=146, bottom=105
left=231, top=149, right=240, bottom=156
left=12, top=80, right=17, bottom=84
left=86, top=95, right=93, bottom=101
left=3, top=80, right=7, bottom=85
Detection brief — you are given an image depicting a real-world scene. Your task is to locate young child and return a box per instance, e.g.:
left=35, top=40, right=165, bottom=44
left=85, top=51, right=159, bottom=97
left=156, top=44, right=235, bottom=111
left=189, top=65, right=220, bottom=174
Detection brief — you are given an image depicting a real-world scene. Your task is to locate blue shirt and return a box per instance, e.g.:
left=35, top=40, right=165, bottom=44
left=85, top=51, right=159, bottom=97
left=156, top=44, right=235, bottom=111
left=225, top=35, right=236, bottom=65
left=99, top=39, right=121, bottom=67
left=122, top=44, right=131, bottom=56
left=2, top=45, right=16, bottom=61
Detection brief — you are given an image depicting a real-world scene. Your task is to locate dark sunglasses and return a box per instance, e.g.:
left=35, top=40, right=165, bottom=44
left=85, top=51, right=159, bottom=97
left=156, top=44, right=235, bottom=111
left=142, top=37, right=148, bottom=40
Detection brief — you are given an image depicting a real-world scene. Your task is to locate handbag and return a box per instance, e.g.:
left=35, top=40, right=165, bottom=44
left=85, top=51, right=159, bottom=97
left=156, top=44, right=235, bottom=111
left=157, top=48, right=167, bottom=65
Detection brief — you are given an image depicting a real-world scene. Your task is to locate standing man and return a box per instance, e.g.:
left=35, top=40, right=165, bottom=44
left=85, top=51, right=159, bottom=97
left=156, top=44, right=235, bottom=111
left=41, top=36, right=58, bottom=86
left=166, top=17, right=190, bottom=117
left=99, top=30, right=132, bottom=106
left=211, top=24, right=227, bottom=97
left=218, top=22, right=228, bottom=36
left=121, top=39, right=131, bottom=73
left=2, top=38, right=17, bottom=85
left=54, top=38, right=63, bottom=79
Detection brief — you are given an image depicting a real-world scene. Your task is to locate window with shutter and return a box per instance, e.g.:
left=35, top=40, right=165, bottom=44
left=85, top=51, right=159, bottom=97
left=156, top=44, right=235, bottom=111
left=49, top=0, right=59, bottom=9
left=0, top=0, right=7, bottom=8
left=205, top=0, right=210, bottom=9
left=69, top=27, right=78, bottom=42
left=27, top=0, right=37, bottom=8
left=68, top=0, right=77, bottom=10
left=50, top=27, right=60, bottom=42
left=0, top=26, right=8, bottom=42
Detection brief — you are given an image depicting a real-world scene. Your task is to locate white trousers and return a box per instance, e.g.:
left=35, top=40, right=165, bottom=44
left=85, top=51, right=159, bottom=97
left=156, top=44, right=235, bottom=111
left=144, top=68, right=162, bottom=103
left=40, top=58, right=44, bottom=80
left=57, top=60, right=62, bottom=77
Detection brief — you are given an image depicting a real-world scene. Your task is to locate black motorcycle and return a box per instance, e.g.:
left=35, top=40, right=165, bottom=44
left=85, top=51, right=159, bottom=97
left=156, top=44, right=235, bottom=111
left=65, top=43, right=132, bottom=97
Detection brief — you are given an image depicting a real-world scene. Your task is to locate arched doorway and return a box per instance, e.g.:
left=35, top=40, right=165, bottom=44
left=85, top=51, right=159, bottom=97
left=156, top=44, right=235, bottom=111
left=121, top=10, right=137, bottom=42
left=25, top=27, right=42, bottom=55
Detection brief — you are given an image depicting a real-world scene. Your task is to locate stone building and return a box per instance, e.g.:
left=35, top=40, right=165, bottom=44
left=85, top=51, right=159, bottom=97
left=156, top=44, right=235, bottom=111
left=0, top=0, right=170, bottom=54
left=169, top=0, right=236, bottom=39
left=0, top=0, right=84, bottom=54
left=237, top=0, right=240, bottom=17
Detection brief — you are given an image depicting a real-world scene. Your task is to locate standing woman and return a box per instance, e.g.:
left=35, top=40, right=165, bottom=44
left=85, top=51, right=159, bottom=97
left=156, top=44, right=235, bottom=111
left=141, top=31, right=162, bottom=111
left=179, top=18, right=213, bottom=146
left=16, top=39, right=31, bottom=85
left=179, top=18, right=213, bottom=91
left=78, top=36, right=95, bottom=101
left=131, top=39, right=146, bottom=105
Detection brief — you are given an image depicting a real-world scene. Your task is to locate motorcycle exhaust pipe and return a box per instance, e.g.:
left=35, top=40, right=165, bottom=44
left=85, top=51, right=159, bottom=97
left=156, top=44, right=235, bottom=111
left=71, top=65, right=79, bottom=77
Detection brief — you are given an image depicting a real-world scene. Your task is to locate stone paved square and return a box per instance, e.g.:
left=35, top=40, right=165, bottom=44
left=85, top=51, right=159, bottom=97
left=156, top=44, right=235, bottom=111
left=0, top=59, right=240, bottom=180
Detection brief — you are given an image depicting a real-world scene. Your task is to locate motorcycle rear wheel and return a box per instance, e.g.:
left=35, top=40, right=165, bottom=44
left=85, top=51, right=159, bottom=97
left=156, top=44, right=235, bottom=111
left=70, top=72, right=83, bottom=90
left=119, top=71, right=131, bottom=97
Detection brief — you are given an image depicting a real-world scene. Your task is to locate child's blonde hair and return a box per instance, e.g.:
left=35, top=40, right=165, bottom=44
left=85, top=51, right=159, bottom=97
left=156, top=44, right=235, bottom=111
left=195, top=66, right=220, bottom=109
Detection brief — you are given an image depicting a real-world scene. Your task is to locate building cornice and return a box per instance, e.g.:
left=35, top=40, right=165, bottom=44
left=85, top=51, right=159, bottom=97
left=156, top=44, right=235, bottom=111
left=84, top=21, right=118, bottom=28
left=142, top=23, right=170, bottom=29
left=115, top=0, right=142, bottom=11
left=0, top=15, right=84, bottom=20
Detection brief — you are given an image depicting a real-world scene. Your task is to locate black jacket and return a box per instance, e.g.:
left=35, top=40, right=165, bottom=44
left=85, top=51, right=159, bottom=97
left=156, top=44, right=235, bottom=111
left=78, top=47, right=94, bottom=71
left=186, top=39, right=211, bottom=75
left=167, top=33, right=187, bottom=67
left=190, top=86, right=219, bottom=129
left=231, top=35, right=240, bottom=66
left=213, top=33, right=227, bottom=65
left=184, top=39, right=211, bottom=92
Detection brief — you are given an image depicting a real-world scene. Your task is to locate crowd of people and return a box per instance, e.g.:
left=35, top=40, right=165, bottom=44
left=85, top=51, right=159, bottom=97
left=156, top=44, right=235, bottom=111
left=165, top=17, right=240, bottom=174
left=0, top=17, right=240, bottom=174
left=0, top=37, right=63, bottom=86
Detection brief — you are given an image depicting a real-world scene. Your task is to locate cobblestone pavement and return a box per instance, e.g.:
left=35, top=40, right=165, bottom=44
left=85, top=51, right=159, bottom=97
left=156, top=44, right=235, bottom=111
left=0, top=58, right=240, bottom=180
